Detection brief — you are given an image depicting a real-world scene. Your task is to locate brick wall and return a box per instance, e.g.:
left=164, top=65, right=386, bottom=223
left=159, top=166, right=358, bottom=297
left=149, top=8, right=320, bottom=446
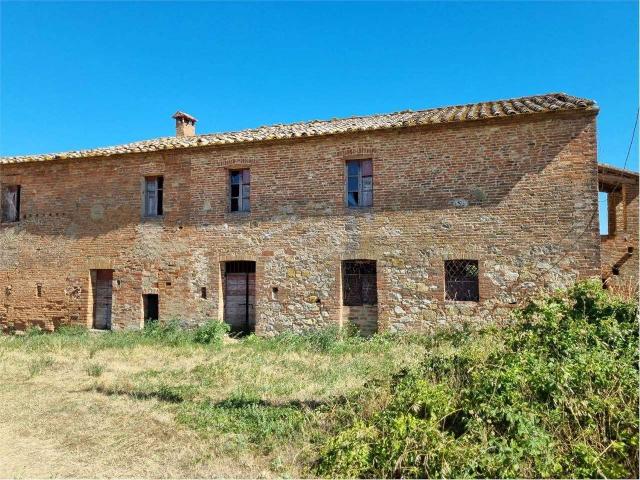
left=601, top=180, right=639, bottom=288
left=0, top=110, right=600, bottom=334
left=341, top=305, right=378, bottom=337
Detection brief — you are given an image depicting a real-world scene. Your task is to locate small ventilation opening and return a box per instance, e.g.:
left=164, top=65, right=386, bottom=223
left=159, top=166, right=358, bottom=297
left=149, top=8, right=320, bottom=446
left=201, top=287, right=207, bottom=299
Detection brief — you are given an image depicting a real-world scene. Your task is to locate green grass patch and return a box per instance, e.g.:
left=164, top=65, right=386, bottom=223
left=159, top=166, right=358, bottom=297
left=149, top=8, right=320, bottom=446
left=86, top=362, right=105, bottom=377
left=177, top=391, right=308, bottom=451
left=3, top=280, right=635, bottom=478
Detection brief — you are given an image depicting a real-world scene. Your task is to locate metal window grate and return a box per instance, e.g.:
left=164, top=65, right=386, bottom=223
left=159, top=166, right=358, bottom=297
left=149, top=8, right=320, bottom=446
left=445, top=260, right=479, bottom=302
left=225, top=261, right=256, bottom=274
left=342, top=260, right=377, bottom=306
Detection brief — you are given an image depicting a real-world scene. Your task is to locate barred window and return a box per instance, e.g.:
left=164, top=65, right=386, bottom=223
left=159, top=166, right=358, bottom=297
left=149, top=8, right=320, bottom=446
left=346, top=160, right=373, bottom=207
left=1, top=185, right=21, bottom=223
left=445, top=260, right=479, bottom=302
left=144, top=176, right=163, bottom=217
left=342, top=260, right=377, bottom=306
left=230, top=169, right=250, bottom=212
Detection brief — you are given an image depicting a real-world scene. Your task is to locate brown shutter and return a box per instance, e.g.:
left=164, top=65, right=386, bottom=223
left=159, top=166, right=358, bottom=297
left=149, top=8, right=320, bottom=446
left=2, top=186, right=17, bottom=222
left=145, top=178, right=157, bottom=216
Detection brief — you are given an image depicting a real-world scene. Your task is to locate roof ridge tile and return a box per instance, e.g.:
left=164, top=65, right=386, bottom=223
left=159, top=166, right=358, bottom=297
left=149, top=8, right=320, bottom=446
left=1, top=92, right=598, bottom=164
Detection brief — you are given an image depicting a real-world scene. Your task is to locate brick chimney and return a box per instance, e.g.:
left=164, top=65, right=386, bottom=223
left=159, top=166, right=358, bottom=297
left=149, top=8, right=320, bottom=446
left=172, top=111, right=197, bottom=137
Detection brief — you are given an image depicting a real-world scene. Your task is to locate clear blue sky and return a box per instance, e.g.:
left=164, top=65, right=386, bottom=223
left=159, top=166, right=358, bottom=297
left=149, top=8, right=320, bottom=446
left=1, top=1, right=638, bottom=170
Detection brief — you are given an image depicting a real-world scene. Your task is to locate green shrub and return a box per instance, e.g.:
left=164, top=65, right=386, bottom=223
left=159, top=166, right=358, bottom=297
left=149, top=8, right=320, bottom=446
left=317, top=280, right=639, bottom=478
left=28, top=355, right=54, bottom=377
left=55, top=325, right=90, bottom=336
left=86, top=362, right=105, bottom=377
left=193, top=320, right=229, bottom=345
left=245, top=325, right=367, bottom=354
left=142, top=318, right=192, bottom=346
left=25, top=326, right=45, bottom=337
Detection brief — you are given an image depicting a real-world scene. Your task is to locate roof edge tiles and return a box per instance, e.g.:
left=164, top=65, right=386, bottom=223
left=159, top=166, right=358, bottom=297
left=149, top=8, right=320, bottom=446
left=1, top=92, right=598, bottom=165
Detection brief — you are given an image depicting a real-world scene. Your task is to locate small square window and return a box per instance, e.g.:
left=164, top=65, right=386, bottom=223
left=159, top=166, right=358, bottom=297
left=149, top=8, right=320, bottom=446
left=445, top=260, right=479, bottom=302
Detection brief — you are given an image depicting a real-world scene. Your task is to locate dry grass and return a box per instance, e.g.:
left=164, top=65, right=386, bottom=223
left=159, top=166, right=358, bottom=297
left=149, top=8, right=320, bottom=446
left=0, top=329, right=427, bottom=478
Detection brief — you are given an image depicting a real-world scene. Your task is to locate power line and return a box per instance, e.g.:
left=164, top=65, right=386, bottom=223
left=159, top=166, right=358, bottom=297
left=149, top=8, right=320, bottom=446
left=620, top=108, right=639, bottom=172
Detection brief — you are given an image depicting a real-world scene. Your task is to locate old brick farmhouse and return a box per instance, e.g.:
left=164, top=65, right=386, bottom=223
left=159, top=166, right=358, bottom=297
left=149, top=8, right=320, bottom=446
left=0, top=93, right=636, bottom=335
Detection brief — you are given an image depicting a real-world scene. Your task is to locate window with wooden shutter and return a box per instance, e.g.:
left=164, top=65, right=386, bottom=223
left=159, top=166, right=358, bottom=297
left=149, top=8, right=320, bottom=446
left=144, top=176, right=163, bottom=216
left=1, top=185, right=21, bottom=223
left=346, top=160, right=373, bottom=208
left=230, top=169, right=250, bottom=212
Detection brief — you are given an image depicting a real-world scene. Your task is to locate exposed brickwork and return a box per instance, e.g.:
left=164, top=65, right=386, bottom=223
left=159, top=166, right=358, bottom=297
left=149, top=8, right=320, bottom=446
left=0, top=109, right=601, bottom=334
left=600, top=165, right=639, bottom=289
left=342, top=305, right=378, bottom=337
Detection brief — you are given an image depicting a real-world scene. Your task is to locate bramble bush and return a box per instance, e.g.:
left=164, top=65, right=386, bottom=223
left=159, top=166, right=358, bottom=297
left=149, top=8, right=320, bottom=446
left=317, top=280, right=639, bottom=478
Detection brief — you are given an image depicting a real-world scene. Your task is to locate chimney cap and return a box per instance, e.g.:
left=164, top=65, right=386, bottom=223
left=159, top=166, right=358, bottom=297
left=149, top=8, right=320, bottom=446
left=172, top=111, right=197, bottom=123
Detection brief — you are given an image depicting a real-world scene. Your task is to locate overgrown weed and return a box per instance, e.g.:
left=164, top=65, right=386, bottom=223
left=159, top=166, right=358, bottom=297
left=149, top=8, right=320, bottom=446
left=317, top=280, right=639, bottom=479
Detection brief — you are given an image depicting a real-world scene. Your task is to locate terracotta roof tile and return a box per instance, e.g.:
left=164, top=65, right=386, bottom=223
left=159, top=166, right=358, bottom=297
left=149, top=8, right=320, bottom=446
left=0, top=92, right=597, bottom=165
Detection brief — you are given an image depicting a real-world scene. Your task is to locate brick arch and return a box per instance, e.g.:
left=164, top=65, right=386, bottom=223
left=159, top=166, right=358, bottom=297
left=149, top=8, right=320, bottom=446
left=440, top=245, right=485, bottom=260
left=217, top=254, right=259, bottom=263
left=339, top=249, right=379, bottom=261
left=338, top=146, right=377, bottom=160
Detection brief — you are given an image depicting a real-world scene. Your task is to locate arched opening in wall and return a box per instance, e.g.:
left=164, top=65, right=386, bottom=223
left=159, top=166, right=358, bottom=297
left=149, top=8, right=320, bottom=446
left=222, top=261, right=256, bottom=335
left=341, top=260, right=378, bottom=336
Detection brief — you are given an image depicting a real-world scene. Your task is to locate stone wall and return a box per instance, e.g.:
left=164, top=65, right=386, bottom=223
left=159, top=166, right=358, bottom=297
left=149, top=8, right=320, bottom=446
left=0, top=110, right=600, bottom=334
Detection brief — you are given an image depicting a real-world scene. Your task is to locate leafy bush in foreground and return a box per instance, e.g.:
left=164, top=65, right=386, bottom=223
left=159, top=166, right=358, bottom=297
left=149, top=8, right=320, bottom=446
left=317, top=280, right=639, bottom=478
left=193, top=319, right=230, bottom=345
left=123, top=318, right=230, bottom=346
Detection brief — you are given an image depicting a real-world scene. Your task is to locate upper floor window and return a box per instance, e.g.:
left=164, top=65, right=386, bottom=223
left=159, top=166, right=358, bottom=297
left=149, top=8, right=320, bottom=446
left=144, top=176, right=163, bottom=217
left=1, top=185, right=21, bottom=223
left=444, top=260, right=479, bottom=302
left=230, top=169, right=250, bottom=212
left=346, top=159, right=373, bottom=207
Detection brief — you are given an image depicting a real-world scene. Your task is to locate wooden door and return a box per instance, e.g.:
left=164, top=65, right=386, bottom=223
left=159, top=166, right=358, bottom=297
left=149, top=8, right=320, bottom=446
left=93, top=270, right=113, bottom=330
left=224, top=272, right=255, bottom=334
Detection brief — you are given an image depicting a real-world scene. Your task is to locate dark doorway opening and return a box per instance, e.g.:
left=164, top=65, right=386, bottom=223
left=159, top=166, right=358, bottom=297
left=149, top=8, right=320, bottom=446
left=91, top=269, right=113, bottom=330
left=223, top=261, right=256, bottom=335
left=143, top=294, right=159, bottom=325
left=341, top=260, right=378, bottom=336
